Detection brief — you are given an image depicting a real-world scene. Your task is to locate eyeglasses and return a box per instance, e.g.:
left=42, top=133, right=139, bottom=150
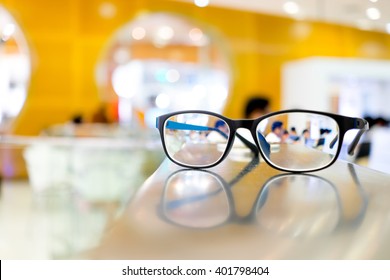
left=155, top=109, right=369, bottom=173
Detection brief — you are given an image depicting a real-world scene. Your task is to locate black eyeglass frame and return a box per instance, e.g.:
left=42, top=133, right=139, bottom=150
left=156, top=109, right=369, bottom=173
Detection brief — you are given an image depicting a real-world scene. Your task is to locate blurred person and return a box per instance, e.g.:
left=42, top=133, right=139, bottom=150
left=214, top=119, right=229, bottom=136
left=316, top=128, right=331, bottom=147
left=244, top=96, right=270, bottom=119
left=289, top=127, right=300, bottom=142
left=92, top=104, right=110, bottom=123
left=207, top=119, right=229, bottom=142
left=244, top=96, right=271, bottom=134
left=42, top=113, right=83, bottom=137
left=234, top=96, right=271, bottom=148
left=281, top=129, right=292, bottom=143
left=266, top=121, right=283, bottom=143
left=301, top=129, right=310, bottom=146
left=71, top=114, right=84, bottom=125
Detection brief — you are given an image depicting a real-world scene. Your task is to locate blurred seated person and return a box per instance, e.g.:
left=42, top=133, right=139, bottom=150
left=266, top=121, right=283, bottom=143
left=207, top=119, right=229, bottom=142
left=289, top=127, right=300, bottom=142
left=301, top=129, right=310, bottom=145
left=244, top=96, right=270, bottom=119
left=215, top=120, right=229, bottom=136
left=92, top=105, right=110, bottom=123
left=231, top=96, right=271, bottom=149
left=282, top=129, right=293, bottom=144
left=72, top=114, right=84, bottom=125
left=316, top=128, right=331, bottom=147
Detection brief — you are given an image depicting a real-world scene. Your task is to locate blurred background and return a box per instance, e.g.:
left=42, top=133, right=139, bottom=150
left=1, top=0, right=390, bottom=176
left=2, top=0, right=390, bottom=259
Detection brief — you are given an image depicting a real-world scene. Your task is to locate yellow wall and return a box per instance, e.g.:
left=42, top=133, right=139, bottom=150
left=3, top=0, right=390, bottom=134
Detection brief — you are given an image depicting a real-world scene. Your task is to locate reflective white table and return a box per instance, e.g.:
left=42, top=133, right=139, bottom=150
left=1, top=143, right=390, bottom=259
left=85, top=154, right=390, bottom=260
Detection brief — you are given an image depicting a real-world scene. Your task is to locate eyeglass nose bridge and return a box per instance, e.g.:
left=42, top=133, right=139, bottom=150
left=230, top=119, right=271, bottom=158
left=231, top=119, right=256, bottom=130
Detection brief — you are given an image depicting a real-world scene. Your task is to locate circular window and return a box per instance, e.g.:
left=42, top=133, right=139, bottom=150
left=96, top=13, right=231, bottom=128
left=0, top=5, right=31, bottom=133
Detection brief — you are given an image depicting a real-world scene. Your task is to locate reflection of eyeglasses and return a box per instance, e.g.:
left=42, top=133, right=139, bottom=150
left=156, top=110, right=369, bottom=172
left=159, top=162, right=367, bottom=236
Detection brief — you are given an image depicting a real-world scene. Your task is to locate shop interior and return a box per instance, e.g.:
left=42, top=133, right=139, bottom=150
left=1, top=0, right=390, bottom=260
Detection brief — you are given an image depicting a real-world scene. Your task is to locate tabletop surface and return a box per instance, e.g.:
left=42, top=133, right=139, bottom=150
left=1, top=146, right=390, bottom=260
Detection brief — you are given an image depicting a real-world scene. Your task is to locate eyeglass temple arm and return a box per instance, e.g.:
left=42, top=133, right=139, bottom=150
left=328, top=118, right=369, bottom=155
left=347, top=118, right=369, bottom=156
left=165, top=120, right=260, bottom=156
left=165, top=120, right=228, bottom=137
left=166, top=188, right=222, bottom=209
left=235, top=133, right=261, bottom=156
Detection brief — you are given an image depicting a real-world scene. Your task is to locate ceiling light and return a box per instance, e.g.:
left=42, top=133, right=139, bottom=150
left=194, top=0, right=209, bottom=8
left=157, top=25, right=174, bottom=41
left=369, top=0, right=378, bottom=3
left=366, top=7, right=381, bottom=20
left=155, top=93, right=171, bottom=109
left=131, top=27, right=146, bottom=40
left=283, top=1, right=300, bottom=15
left=113, top=48, right=130, bottom=64
left=189, top=28, right=203, bottom=42
left=166, top=69, right=180, bottom=83
left=98, top=2, right=117, bottom=19
left=1, top=23, right=15, bottom=40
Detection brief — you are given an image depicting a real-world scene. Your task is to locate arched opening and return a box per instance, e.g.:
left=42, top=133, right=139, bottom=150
left=95, top=12, right=231, bottom=129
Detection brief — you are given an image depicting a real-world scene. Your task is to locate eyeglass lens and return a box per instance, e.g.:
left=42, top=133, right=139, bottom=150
left=163, top=112, right=340, bottom=171
left=256, top=113, right=339, bottom=171
left=163, top=113, right=230, bottom=167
